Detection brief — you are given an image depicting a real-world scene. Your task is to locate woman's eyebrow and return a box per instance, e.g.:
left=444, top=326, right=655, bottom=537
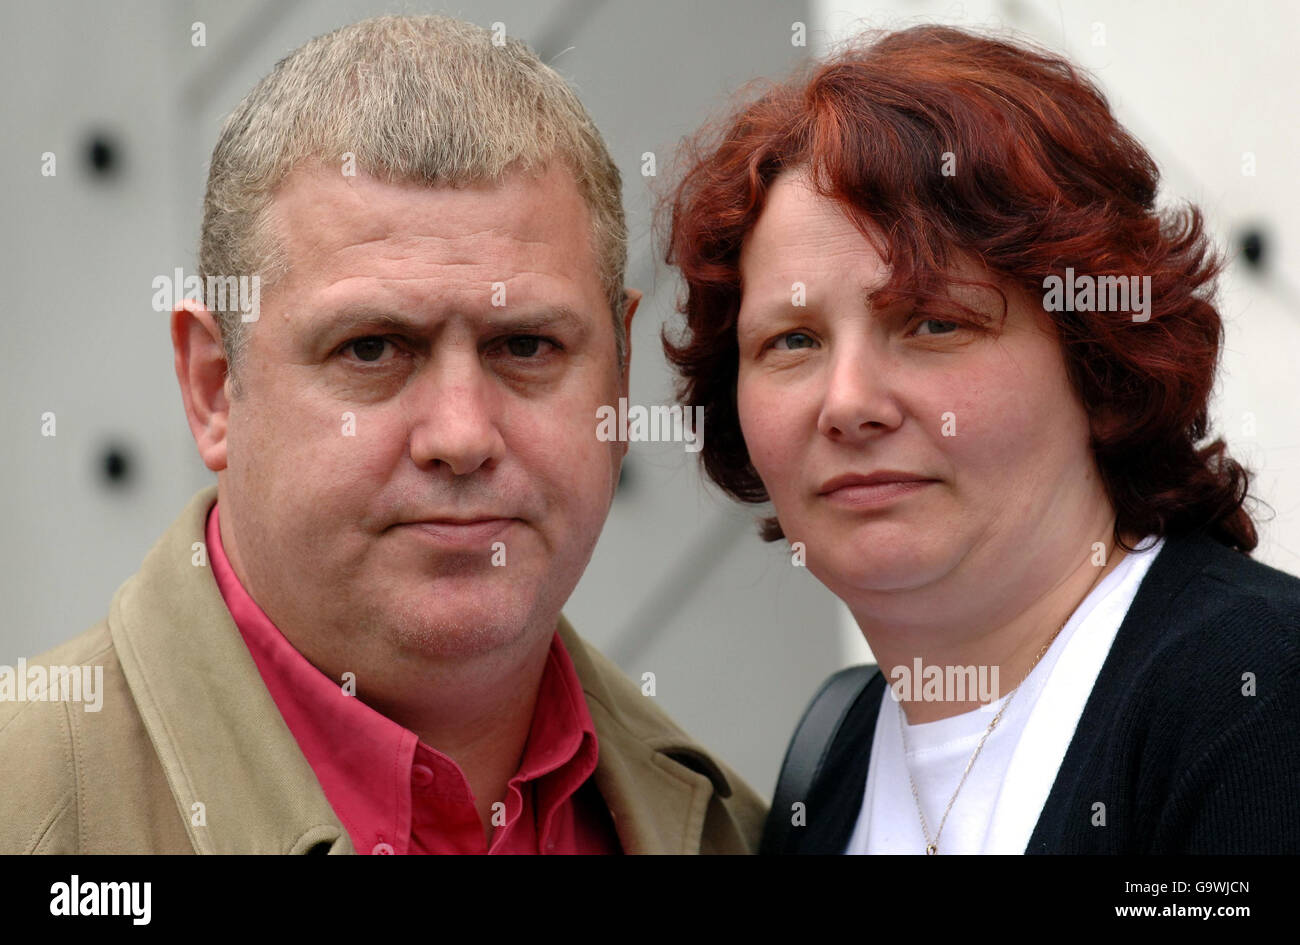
left=735, top=297, right=797, bottom=341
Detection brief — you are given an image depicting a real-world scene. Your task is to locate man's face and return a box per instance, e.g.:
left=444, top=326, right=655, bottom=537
left=217, top=163, right=627, bottom=664
left=735, top=170, right=1100, bottom=605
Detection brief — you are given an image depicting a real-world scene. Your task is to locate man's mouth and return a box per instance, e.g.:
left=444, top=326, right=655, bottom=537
left=394, top=517, right=518, bottom=548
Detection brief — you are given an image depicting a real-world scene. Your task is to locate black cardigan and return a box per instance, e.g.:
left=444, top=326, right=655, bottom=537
left=778, top=530, right=1300, bottom=854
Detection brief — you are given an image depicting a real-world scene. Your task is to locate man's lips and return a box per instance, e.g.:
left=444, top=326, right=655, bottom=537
left=393, top=517, right=518, bottom=546
left=817, top=472, right=939, bottom=509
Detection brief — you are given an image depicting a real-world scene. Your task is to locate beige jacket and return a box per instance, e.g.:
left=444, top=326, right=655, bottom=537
left=0, top=487, right=766, bottom=854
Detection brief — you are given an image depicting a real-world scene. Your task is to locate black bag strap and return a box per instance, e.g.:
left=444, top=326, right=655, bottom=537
left=760, top=664, right=878, bottom=855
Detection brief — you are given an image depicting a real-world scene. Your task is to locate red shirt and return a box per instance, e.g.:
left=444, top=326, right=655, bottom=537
left=206, top=502, right=621, bottom=855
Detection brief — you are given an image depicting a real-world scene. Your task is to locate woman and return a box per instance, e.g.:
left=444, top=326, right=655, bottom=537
left=662, top=25, right=1300, bottom=853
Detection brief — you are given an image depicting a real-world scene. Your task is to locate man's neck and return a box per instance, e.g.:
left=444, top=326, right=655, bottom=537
left=285, top=615, right=553, bottom=845
left=358, top=633, right=551, bottom=845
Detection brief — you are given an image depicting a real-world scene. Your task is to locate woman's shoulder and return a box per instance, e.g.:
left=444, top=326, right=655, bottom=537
left=1135, top=531, right=1300, bottom=659
left=1050, top=532, right=1300, bottom=852
left=1104, top=529, right=1300, bottom=744
left=1193, top=533, right=1300, bottom=610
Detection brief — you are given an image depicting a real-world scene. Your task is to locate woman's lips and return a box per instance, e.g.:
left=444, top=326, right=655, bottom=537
left=819, top=479, right=937, bottom=510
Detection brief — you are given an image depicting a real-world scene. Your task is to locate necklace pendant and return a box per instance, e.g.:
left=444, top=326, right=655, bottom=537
left=925, top=843, right=937, bottom=855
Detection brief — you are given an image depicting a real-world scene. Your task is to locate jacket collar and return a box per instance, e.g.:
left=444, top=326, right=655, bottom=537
left=110, top=486, right=733, bottom=854
left=109, top=485, right=353, bottom=853
left=556, top=618, right=737, bottom=853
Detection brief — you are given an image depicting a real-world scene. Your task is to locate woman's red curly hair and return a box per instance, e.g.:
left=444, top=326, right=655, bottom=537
left=662, top=24, right=1256, bottom=552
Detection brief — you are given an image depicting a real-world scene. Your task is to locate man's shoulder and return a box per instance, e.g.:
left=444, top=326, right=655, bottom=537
left=0, top=621, right=191, bottom=853
left=557, top=619, right=768, bottom=853
left=0, top=622, right=112, bottom=852
left=559, top=620, right=730, bottom=770
left=0, top=619, right=119, bottom=747
left=562, top=627, right=687, bottom=739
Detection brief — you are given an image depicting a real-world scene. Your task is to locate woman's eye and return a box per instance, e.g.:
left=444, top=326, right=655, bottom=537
left=772, top=331, right=818, bottom=351
left=914, top=318, right=960, bottom=336
left=345, top=336, right=394, bottom=362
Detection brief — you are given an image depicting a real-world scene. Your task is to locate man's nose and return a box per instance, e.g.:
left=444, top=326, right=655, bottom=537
left=406, top=354, right=506, bottom=476
left=815, top=338, right=903, bottom=443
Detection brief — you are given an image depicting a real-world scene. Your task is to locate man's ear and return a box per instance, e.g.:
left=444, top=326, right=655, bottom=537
left=172, top=301, right=231, bottom=472
left=616, top=288, right=643, bottom=459
left=620, top=288, right=642, bottom=378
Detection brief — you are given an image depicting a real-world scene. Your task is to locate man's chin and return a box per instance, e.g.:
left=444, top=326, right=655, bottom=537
left=380, top=595, right=543, bottom=662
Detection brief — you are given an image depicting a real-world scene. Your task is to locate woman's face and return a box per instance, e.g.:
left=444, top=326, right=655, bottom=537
left=735, top=170, right=1107, bottom=607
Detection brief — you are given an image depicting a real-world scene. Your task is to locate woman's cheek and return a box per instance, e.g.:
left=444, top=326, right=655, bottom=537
left=740, top=393, right=791, bottom=477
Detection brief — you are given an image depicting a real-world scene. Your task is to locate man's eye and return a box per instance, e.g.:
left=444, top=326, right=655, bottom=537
left=499, top=335, right=558, bottom=359
left=914, top=318, right=960, bottom=336
left=772, top=331, right=817, bottom=351
left=345, top=336, right=393, bottom=362
left=506, top=335, right=542, bottom=357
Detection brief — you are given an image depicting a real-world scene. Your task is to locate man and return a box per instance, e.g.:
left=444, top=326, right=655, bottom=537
left=0, top=14, right=764, bottom=854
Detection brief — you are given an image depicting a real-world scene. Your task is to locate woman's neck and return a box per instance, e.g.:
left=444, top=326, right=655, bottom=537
left=850, top=527, right=1135, bottom=724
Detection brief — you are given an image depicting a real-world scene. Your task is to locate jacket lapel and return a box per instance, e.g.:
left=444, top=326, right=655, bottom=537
left=557, top=619, right=731, bottom=854
left=108, top=486, right=353, bottom=854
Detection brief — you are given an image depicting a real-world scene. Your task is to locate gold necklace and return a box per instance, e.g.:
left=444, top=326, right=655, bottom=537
left=896, top=619, right=1065, bottom=855
left=897, top=547, right=1115, bottom=854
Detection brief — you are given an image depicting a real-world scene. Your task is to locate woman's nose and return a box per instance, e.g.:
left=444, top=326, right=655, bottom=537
left=815, top=342, right=904, bottom=443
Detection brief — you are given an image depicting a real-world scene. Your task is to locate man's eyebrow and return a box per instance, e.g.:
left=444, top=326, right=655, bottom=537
left=308, top=304, right=593, bottom=343
left=480, top=304, right=591, bottom=336
left=307, top=309, right=425, bottom=343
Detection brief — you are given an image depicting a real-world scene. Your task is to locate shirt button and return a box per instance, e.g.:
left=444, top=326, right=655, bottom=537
left=372, top=842, right=395, bottom=855
left=411, top=764, right=434, bottom=787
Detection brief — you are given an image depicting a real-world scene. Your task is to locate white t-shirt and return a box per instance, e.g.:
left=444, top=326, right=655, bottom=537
left=844, top=537, right=1164, bottom=855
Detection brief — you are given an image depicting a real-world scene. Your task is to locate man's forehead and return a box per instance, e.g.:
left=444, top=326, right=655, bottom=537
left=262, top=162, right=605, bottom=308
left=268, top=161, right=594, bottom=260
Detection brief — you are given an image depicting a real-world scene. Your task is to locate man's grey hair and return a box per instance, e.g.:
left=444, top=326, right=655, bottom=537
left=199, top=14, right=628, bottom=396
